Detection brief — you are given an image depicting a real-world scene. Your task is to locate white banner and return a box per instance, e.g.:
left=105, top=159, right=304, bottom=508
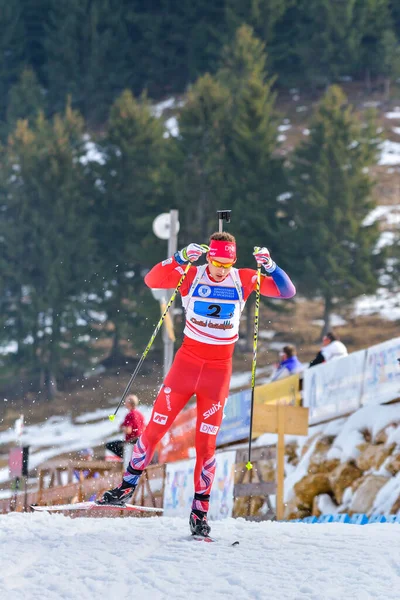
left=163, top=450, right=236, bottom=520
left=303, top=350, right=366, bottom=424
left=362, top=337, right=400, bottom=406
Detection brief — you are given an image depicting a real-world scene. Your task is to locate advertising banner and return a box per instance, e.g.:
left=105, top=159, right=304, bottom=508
left=163, top=450, right=236, bottom=519
left=216, top=389, right=251, bottom=447
left=303, top=350, right=366, bottom=424
left=254, top=374, right=301, bottom=406
left=362, top=337, right=400, bottom=406
left=157, top=404, right=197, bottom=464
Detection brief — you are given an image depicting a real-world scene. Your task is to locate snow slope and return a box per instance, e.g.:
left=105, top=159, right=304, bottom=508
left=1, top=513, right=399, bottom=600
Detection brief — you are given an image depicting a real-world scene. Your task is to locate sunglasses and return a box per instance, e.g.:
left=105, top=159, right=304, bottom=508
left=209, top=258, right=236, bottom=269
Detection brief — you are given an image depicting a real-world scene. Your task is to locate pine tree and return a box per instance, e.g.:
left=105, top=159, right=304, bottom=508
left=20, top=0, right=52, bottom=78
left=270, top=0, right=365, bottom=88
left=0, top=104, right=96, bottom=399
left=386, top=233, right=400, bottom=288
left=125, top=0, right=226, bottom=96
left=92, top=90, right=170, bottom=362
left=377, top=29, right=400, bottom=99
left=45, top=0, right=132, bottom=124
left=173, top=73, right=232, bottom=242
left=225, top=0, right=289, bottom=47
left=389, top=0, right=400, bottom=39
left=356, top=0, right=394, bottom=91
left=0, top=1, right=26, bottom=121
left=6, top=67, right=45, bottom=132
left=285, top=85, right=383, bottom=332
left=216, top=25, right=287, bottom=348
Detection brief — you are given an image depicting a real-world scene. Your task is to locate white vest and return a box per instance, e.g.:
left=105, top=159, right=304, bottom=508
left=182, top=266, right=245, bottom=345
left=321, top=340, right=348, bottom=361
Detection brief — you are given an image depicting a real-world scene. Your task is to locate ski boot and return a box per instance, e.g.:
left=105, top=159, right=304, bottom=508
left=189, top=509, right=211, bottom=537
left=97, top=482, right=136, bottom=506
left=97, top=465, right=142, bottom=506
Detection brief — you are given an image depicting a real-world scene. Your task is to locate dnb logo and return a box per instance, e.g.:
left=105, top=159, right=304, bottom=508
left=199, top=422, right=219, bottom=435
left=198, top=285, right=211, bottom=298
left=153, top=412, right=168, bottom=425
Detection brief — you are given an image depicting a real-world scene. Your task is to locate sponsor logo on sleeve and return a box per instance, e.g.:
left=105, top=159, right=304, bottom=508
left=162, top=258, right=173, bottom=266
left=199, top=422, right=219, bottom=435
left=175, top=266, right=184, bottom=275
left=153, top=412, right=168, bottom=425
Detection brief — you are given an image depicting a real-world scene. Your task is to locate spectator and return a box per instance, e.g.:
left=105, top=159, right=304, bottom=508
left=309, top=331, right=348, bottom=367
left=271, top=344, right=303, bottom=381
left=105, top=394, right=145, bottom=461
left=72, top=447, right=99, bottom=503
left=73, top=448, right=97, bottom=482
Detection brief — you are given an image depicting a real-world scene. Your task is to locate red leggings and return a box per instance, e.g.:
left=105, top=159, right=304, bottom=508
left=127, top=345, right=232, bottom=506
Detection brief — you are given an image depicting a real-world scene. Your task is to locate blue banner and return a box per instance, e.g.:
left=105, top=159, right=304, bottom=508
left=217, top=389, right=251, bottom=447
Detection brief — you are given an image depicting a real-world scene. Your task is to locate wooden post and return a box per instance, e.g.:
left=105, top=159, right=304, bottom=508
left=276, top=404, right=285, bottom=520
left=252, top=403, right=309, bottom=521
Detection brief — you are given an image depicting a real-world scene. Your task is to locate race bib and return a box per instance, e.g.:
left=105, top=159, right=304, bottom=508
left=193, top=301, right=236, bottom=320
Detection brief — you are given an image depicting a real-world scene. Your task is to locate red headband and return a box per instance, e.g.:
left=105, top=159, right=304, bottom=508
left=208, top=240, right=236, bottom=260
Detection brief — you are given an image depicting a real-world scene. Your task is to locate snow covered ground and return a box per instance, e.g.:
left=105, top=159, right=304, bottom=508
left=0, top=513, right=399, bottom=600
left=353, top=287, right=400, bottom=321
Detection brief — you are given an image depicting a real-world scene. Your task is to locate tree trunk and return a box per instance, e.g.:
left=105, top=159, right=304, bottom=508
left=105, top=318, right=126, bottom=367
left=321, top=296, right=332, bottom=337
left=365, top=69, right=371, bottom=94
left=107, top=280, right=125, bottom=365
left=384, top=77, right=390, bottom=102
left=110, top=323, right=121, bottom=360
left=45, top=369, right=58, bottom=401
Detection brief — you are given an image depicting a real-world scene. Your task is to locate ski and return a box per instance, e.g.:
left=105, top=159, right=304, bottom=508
left=192, top=534, right=215, bottom=543
left=190, top=535, right=239, bottom=546
left=31, top=501, right=163, bottom=513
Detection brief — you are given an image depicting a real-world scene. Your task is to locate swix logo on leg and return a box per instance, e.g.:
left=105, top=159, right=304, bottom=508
left=153, top=412, right=168, bottom=425
left=164, top=386, right=172, bottom=412
left=199, top=423, right=219, bottom=435
left=203, top=401, right=222, bottom=420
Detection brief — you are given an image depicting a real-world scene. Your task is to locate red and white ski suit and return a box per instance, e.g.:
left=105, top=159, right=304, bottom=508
left=126, top=257, right=295, bottom=512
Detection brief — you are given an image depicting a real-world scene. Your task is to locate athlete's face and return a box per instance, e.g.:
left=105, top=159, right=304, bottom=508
left=207, top=255, right=236, bottom=282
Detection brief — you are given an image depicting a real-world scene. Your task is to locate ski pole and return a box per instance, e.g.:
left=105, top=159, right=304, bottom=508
left=246, top=249, right=262, bottom=470
left=109, top=261, right=192, bottom=421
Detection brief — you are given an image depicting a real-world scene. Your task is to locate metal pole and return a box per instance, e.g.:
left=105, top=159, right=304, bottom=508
left=217, top=210, right=231, bottom=233
left=164, top=209, right=179, bottom=378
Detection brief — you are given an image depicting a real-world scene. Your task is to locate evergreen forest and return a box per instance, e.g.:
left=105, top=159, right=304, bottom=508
left=0, top=0, right=398, bottom=399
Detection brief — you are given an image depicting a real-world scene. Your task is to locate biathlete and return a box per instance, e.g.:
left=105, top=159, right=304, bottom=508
left=99, top=231, right=296, bottom=536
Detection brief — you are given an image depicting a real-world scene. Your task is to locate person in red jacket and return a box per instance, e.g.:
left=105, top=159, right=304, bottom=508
left=99, top=232, right=296, bottom=536
left=121, top=394, right=145, bottom=442
left=105, top=394, right=145, bottom=460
